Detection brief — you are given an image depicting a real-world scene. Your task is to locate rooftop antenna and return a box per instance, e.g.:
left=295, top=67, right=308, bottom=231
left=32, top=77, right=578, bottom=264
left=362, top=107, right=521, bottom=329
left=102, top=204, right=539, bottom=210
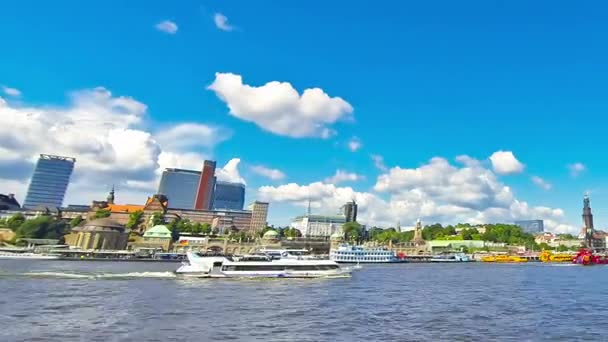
left=307, top=198, right=312, bottom=216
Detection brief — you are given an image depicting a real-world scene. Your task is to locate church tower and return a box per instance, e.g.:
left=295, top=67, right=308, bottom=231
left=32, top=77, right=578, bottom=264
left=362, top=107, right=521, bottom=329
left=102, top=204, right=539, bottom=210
left=581, top=194, right=595, bottom=249
left=412, top=218, right=425, bottom=246
left=583, top=194, right=594, bottom=230
left=107, top=185, right=115, bottom=205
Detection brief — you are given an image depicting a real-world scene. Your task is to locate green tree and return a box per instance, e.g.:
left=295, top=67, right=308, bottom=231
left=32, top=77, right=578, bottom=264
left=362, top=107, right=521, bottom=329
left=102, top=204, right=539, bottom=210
left=557, top=244, right=569, bottom=252
left=7, top=213, right=26, bottom=231
left=191, top=223, right=203, bottom=235
left=15, top=216, right=69, bottom=240
left=201, top=223, right=212, bottom=235
left=126, top=210, right=144, bottom=229
left=558, top=234, right=576, bottom=240
left=70, top=215, right=84, bottom=228
left=176, top=219, right=192, bottom=233
left=94, top=209, right=111, bottom=219
left=538, top=242, right=551, bottom=251
left=284, top=228, right=302, bottom=239
left=343, top=222, right=363, bottom=242
left=150, top=212, right=164, bottom=226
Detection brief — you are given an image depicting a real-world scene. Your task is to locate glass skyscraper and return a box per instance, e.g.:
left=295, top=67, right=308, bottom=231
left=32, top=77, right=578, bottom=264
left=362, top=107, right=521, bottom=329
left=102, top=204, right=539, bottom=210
left=23, top=154, right=76, bottom=209
left=514, top=220, right=544, bottom=234
left=158, top=168, right=202, bottom=209
left=213, top=181, right=245, bottom=210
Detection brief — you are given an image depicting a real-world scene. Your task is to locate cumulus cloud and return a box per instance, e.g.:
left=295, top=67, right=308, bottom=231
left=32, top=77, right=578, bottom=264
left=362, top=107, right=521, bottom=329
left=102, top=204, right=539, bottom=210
left=207, top=72, right=353, bottom=138
left=251, top=165, right=286, bottom=181
left=371, top=154, right=388, bottom=172
left=0, top=86, right=227, bottom=206
left=155, top=123, right=231, bottom=151
left=216, top=158, right=246, bottom=185
left=325, top=170, right=365, bottom=184
left=568, top=162, right=586, bottom=177
left=155, top=20, right=178, bottom=34
left=213, top=13, right=234, bottom=31
left=531, top=176, right=552, bottom=190
left=489, top=150, right=525, bottom=175
left=2, top=86, right=21, bottom=97
left=348, top=137, right=362, bottom=152
left=259, top=156, right=575, bottom=233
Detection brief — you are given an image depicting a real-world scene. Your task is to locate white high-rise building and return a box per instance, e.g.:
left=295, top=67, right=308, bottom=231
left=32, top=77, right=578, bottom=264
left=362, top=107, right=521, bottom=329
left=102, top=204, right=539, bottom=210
left=290, top=214, right=346, bottom=238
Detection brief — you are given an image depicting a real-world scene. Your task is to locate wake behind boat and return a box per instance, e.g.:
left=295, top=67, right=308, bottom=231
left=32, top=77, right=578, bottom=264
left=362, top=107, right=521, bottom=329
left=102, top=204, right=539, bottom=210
left=176, top=252, right=351, bottom=279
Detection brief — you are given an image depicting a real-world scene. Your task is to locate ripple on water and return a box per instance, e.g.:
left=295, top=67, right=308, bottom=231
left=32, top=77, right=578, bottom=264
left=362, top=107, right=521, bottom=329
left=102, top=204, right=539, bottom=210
left=1, top=261, right=608, bottom=341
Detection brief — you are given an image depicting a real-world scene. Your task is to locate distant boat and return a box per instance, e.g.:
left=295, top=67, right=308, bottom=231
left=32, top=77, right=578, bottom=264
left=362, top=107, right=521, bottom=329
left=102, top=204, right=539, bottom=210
left=330, top=244, right=398, bottom=263
left=481, top=255, right=527, bottom=263
left=430, top=253, right=471, bottom=262
left=0, top=251, right=60, bottom=260
left=572, top=249, right=608, bottom=266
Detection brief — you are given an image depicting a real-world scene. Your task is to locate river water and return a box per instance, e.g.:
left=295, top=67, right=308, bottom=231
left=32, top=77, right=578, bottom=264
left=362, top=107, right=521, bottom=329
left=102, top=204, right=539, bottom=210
left=1, top=260, right=607, bottom=341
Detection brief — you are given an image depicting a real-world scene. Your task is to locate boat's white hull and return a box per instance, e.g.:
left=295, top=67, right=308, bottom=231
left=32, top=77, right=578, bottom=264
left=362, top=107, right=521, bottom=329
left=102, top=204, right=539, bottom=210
left=333, top=259, right=398, bottom=264
left=0, top=254, right=60, bottom=260
left=175, top=271, right=351, bottom=279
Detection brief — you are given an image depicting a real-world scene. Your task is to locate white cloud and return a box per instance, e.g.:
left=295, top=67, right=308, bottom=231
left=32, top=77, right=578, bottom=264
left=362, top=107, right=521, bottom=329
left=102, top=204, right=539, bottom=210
left=0, top=86, right=227, bottom=206
left=325, top=170, right=365, bottom=184
left=531, top=176, right=552, bottom=190
left=213, top=13, right=235, bottom=32
left=348, top=137, right=362, bottom=152
left=371, top=154, right=388, bottom=172
left=157, top=151, right=208, bottom=173
left=155, top=123, right=231, bottom=151
left=2, top=86, right=21, bottom=97
left=259, top=156, right=575, bottom=234
left=207, top=72, right=353, bottom=138
left=216, top=158, right=246, bottom=185
left=568, top=162, right=586, bottom=177
left=155, top=20, right=178, bottom=34
left=251, top=165, right=286, bottom=181
left=489, top=150, right=525, bottom=175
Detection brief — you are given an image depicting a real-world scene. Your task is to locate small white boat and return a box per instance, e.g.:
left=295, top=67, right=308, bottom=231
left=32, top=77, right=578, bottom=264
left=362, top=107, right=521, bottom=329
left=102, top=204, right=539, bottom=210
left=429, top=253, right=471, bottom=263
left=0, top=251, right=60, bottom=260
left=176, top=252, right=351, bottom=278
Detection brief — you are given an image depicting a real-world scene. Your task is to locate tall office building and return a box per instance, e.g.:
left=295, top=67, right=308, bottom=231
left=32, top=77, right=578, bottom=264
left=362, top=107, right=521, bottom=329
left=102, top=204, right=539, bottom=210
left=514, top=220, right=544, bottom=234
left=23, top=154, right=76, bottom=209
left=248, top=201, right=269, bottom=232
left=194, top=160, right=217, bottom=210
left=342, top=200, right=358, bottom=222
left=213, top=181, right=245, bottom=210
left=157, top=168, right=201, bottom=209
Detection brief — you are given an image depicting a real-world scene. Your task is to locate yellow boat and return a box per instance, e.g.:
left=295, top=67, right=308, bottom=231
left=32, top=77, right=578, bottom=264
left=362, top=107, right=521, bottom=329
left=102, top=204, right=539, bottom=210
left=540, top=251, right=572, bottom=263
left=481, top=255, right=528, bottom=263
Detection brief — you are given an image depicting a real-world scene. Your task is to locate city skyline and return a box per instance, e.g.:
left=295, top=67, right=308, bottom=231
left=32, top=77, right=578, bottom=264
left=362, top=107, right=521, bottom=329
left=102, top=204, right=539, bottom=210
left=2, top=1, right=608, bottom=233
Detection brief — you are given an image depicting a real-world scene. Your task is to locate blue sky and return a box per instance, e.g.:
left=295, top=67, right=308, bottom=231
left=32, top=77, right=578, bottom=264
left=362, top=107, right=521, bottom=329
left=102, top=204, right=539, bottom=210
left=1, top=1, right=607, bottom=232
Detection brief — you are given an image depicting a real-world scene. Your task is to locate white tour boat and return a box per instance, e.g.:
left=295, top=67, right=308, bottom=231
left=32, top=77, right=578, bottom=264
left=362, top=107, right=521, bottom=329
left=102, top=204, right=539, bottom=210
left=0, top=251, right=60, bottom=260
left=176, top=252, right=351, bottom=278
left=429, top=253, right=471, bottom=262
left=330, top=244, right=398, bottom=263
left=257, top=248, right=316, bottom=260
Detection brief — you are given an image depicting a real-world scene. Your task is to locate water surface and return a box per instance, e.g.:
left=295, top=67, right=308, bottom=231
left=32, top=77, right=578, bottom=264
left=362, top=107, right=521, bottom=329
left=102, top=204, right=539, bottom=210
left=1, top=260, right=606, bottom=341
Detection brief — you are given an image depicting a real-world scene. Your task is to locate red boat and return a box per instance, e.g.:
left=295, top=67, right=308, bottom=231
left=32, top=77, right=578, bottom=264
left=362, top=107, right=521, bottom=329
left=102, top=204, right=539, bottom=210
left=572, top=249, right=608, bottom=265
